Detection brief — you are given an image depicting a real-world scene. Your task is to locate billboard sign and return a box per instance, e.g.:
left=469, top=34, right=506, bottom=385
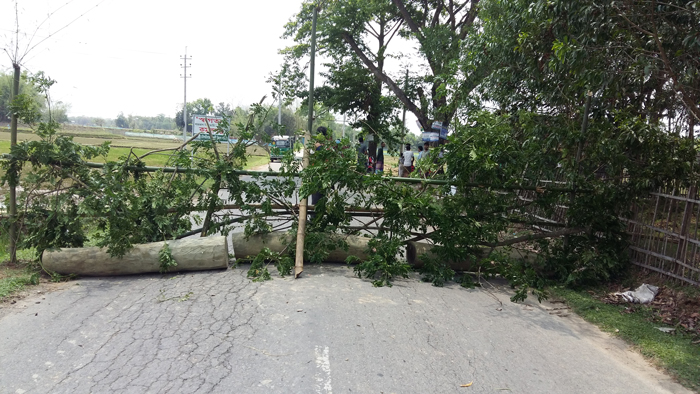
left=422, top=132, right=439, bottom=142
left=440, top=126, right=449, bottom=140
left=192, top=115, right=227, bottom=141
left=430, top=120, right=450, bottom=140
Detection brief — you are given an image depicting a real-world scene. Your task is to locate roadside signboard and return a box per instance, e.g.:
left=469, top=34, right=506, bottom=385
left=192, top=115, right=227, bottom=141
left=440, top=126, right=449, bottom=139
left=422, top=132, right=439, bottom=142
left=425, top=120, right=450, bottom=140
left=422, top=121, right=442, bottom=142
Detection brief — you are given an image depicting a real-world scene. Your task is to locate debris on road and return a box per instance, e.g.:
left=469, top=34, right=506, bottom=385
left=613, top=283, right=659, bottom=304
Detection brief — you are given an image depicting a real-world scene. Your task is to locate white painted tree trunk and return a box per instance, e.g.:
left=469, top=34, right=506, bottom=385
left=42, top=236, right=229, bottom=276
left=232, top=232, right=371, bottom=263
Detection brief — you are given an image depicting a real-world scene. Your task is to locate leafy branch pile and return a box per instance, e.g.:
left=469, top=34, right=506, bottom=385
left=3, top=0, right=699, bottom=301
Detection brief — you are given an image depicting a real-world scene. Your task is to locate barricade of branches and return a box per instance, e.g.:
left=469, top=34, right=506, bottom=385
left=2, top=74, right=696, bottom=302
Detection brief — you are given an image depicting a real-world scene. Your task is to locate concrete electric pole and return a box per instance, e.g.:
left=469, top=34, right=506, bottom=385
left=180, top=47, right=192, bottom=141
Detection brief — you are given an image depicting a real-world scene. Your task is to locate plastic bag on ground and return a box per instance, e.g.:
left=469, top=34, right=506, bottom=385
left=615, top=283, right=660, bottom=304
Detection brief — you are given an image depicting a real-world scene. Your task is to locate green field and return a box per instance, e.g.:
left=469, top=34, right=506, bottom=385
left=0, top=125, right=270, bottom=169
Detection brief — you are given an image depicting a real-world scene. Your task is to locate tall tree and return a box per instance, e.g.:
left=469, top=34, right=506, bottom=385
left=115, top=112, right=128, bottom=128
left=0, top=71, right=44, bottom=123
left=478, top=0, right=699, bottom=137
left=214, top=102, right=233, bottom=117
left=46, top=101, right=70, bottom=124
left=175, top=98, right=214, bottom=133
left=282, top=0, right=488, bottom=164
left=283, top=0, right=405, bottom=164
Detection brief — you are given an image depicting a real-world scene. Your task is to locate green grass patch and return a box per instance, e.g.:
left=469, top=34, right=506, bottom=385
left=552, top=287, right=700, bottom=390
left=0, top=273, right=39, bottom=300
left=245, top=154, right=271, bottom=169
left=0, top=140, right=269, bottom=169
left=0, top=235, right=41, bottom=301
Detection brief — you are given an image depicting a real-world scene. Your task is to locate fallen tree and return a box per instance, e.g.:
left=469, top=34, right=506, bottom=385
left=42, top=236, right=228, bottom=276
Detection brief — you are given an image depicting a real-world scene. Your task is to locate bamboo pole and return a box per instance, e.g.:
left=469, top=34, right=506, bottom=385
left=0, top=155, right=587, bottom=192
left=295, top=4, right=319, bottom=278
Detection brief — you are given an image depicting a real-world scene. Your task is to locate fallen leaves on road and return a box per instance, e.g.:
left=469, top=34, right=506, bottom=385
left=460, top=381, right=473, bottom=387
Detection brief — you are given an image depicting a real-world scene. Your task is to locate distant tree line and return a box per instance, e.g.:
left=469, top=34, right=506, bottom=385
left=1, top=70, right=69, bottom=124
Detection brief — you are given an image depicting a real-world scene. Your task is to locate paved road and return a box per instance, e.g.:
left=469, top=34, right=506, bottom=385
left=0, top=265, right=690, bottom=394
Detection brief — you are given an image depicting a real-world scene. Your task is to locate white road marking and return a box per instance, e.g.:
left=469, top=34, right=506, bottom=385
left=314, top=346, right=333, bottom=394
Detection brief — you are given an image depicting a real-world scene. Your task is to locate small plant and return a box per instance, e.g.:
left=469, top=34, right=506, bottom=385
left=349, top=237, right=410, bottom=287
left=158, top=243, right=177, bottom=274
left=156, top=289, right=194, bottom=303
left=246, top=247, right=293, bottom=281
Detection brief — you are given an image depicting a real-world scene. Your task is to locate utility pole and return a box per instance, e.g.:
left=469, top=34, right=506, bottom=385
left=8, top=63, right=20, bottom=264
left=401, top=68, right=408, bottom=153
left=342, top=113, right=346, bottom=138
left=278, top=74, right=283, bottom=131
left=180, top=47, right=192, bottom=142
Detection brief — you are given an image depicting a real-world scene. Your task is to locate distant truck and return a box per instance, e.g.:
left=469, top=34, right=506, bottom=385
left=270, top=135, right=292, bottom=162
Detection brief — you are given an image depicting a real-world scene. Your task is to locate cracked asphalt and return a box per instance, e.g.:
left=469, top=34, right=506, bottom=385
left=0, top=265, right=692, bottom=394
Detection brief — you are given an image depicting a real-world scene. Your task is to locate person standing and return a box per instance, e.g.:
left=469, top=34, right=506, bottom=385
left=375, top=141, right=385, bottom=174
left=356, top=136, right=368, bottom=172
left=401, top=144, right=414, bottom=177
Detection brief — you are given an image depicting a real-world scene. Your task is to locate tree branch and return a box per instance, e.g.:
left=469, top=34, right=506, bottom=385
left=392, top=0, right=424, bottom=40
left=431, top=2, right=444, bottom=28
left=480, top=228, right=585, bottom=248
left=458, top=0, right=480, bottom=39
left=341, top=31, right=430, bottom=129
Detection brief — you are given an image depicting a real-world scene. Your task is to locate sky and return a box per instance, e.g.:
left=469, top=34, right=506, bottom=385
left=0, top=0, right=421, bottom=133
left=0, top=0, right=305, bottom=118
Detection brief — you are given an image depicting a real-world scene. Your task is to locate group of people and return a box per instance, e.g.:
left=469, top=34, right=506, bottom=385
left=356, top=136, right=386, bottom=174
left=400, top=142, right=444, bottom=177
left=314, top=126, right=442, bottom=178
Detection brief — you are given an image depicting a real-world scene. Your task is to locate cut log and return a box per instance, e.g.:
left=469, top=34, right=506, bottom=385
left=406, top=241, right=536, bottom=270
left=42, top=236, right=229, bottom=276
left=232, top=232, right=370, bottom=263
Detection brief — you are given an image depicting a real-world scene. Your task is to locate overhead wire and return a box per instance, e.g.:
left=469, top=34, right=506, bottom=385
left=20, top=0, right=111, bottom=64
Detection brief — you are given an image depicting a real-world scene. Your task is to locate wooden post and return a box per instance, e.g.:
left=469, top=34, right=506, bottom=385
left=675, top=117, right=697, bottom=277
left=566, top=91, right=592, bottom=249
left=295, top=4, right=319, bottom=278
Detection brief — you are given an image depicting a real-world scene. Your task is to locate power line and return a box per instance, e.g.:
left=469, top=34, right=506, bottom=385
left=19, top=0, right=111, bottom=64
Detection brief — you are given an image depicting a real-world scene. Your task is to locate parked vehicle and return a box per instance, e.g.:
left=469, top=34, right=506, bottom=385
left=270, top=135, right=292, bottom=162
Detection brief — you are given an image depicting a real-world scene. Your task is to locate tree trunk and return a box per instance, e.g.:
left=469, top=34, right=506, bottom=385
left=42, top=236, right=229, bottom=276
left=9, top=63, right=20, bottom=264
left=406, top=241, right=536, bottom=270
left=232, top=232, right=371, bottom=263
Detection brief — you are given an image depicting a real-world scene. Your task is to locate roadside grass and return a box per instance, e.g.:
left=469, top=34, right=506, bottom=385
left=0, top=238, right=40, bottom=302
left=245, top=154, right=271, bottom=169
left=384, top=155, right=399, bottom=176
left=0, top=267, right=39, bottom=301
left=552, top=286, right=700, bottom=391
left=0, top=139, right=269, bottom=170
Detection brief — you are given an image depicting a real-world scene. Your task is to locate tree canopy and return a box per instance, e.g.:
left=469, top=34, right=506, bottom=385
left=0, top=70, right=44, bottom=123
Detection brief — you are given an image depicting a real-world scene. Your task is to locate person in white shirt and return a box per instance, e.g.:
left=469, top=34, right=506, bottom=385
left=401, top=144, right=414, bottom=177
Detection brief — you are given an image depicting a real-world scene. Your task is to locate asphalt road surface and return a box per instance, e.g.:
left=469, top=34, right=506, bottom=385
left=0, top=265, right=690, bottom=394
